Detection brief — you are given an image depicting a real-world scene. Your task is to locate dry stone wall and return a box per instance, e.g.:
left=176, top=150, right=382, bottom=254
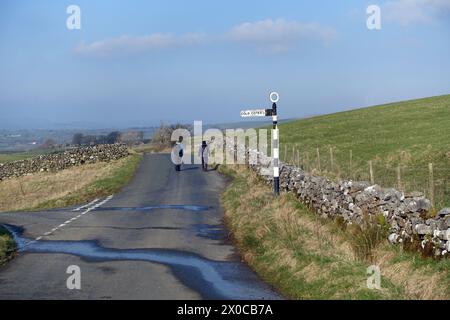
left=0, top=144, right=129, bottom=180
left=226, top=139, right=450, bottom=258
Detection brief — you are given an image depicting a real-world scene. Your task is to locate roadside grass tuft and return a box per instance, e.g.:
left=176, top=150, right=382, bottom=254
left=219, top=164, right=450, bottom=299
left=336, top=214, right=390, bottom=263
left=0, top=226, right=16, bottom=266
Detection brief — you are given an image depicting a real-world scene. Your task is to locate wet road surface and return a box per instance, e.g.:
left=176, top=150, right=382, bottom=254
left=0, top=153, right=281, bottom=300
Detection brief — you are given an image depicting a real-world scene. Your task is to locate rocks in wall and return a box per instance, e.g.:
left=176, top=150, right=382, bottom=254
left=0, top=144, right=129, bottom=180
left=224, top=138, right=450, bottom=258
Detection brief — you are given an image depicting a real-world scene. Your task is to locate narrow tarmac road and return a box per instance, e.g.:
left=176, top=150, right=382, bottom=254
left=0, top=153, right=281, bottom=300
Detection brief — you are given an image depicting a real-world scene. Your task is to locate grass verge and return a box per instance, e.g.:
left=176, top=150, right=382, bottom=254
left=0, top=153, right=142, bottom=212
left=0, top=226, right=15, bottom=266
left=219, top=164, right=450, bottom=299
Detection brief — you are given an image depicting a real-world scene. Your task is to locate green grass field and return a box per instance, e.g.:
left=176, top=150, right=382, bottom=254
left=0, top=148, right=63, bottom=163
left=276, top=94, right=450, bottom=209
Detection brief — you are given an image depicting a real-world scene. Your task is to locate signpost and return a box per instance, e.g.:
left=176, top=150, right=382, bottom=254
left=240, top=109, right=267, bottom=118
left=240, top=92, right=280, bottom=196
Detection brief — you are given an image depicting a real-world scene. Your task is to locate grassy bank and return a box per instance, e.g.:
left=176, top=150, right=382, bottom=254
left=276, top=94, right=450, bottom=209
left=219, top=165, right=450, bottom=300
left=0, top=226, right=15, bottom=266
left=0, top=153, right=142, bottom=212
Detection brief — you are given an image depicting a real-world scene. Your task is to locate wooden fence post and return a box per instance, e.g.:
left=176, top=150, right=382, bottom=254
left=292, top=146, right=295, bottom=164
left=369, top=160, right=374, bottom=184
left=397, top=166, right=402, bottom=190
left=306, top=152, right=310, bottom=172
left=234, top=136, right=238, bottom=163
left=297, top=150, right=300, bottom=168
left=349, top=150, right=353, bottom=179
left=330, top=147, right=334, bottom=173
left=284, top=145, right=287, bottom=162
left=316, top=148, right=321, bottom=173
left=428, top=163, right=435, bottom=208
left=301, top=152, right=305, bottom=169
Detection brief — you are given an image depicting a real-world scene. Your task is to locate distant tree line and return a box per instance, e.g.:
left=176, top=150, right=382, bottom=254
left=70, top=124, right=190, bottom=149
left=72, top=131, right=145, bottom=146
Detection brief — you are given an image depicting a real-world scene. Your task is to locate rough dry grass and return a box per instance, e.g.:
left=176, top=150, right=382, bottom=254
left=0, top=154, right=142, bottom=212
left=372, top=247, right=450, bottom=300
left=219, top=164, right=450, bottom=300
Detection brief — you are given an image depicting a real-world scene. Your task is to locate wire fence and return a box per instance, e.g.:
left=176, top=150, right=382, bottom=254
left=281, top=144, right=450, bottom=210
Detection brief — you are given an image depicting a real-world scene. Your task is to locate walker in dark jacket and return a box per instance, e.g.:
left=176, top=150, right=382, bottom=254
left=198, top=141, right=209, bottom=171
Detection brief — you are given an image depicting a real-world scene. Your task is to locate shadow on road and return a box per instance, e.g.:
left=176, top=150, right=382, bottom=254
left=181, top=166, right=199, bottom=171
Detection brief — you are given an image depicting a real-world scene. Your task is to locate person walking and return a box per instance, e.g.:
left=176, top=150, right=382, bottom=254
left=198, top=140, right=209, bottom=171
left=171, top=136, right=184, bottom=172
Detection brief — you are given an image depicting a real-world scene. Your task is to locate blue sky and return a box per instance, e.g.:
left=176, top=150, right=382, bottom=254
left=1, top=0, right=449, bottom=129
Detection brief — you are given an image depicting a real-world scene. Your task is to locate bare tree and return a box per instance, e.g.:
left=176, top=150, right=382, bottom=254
left=106, top=131, right=121, bottom=144
left=151, top=122, right=191, bottom=150
left=72, top=133, right=84, bottom=145
left=42, top=138, right=57, bottom=149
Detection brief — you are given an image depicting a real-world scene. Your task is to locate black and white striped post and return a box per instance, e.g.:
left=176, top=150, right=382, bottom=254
left=269, top=92, right=280, bottom=196
left=240, top=91, right=280, bottom=196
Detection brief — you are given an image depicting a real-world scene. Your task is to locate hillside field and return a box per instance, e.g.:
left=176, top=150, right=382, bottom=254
left=276, top=95, right=450, bottom=209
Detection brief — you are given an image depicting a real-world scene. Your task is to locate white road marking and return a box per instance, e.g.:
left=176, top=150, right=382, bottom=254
left=23, top=195, right=114, bottom=247
left=73, top=198, right=99, bottom=211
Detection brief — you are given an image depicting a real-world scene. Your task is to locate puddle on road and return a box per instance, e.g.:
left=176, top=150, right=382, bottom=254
left=194, top=224, right=228, bottom=241
left=3, top=225, right=281, bottom=300
left=94, top=205, right=211, bottom=213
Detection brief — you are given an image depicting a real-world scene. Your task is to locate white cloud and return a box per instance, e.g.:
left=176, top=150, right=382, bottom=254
left=76, top=32, right=206, bottom=56
left=384, top=0, right=450, bottom=26
left=226, top=19, right=337, bottom=53
left=75, top=19, right=337, bottom=57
